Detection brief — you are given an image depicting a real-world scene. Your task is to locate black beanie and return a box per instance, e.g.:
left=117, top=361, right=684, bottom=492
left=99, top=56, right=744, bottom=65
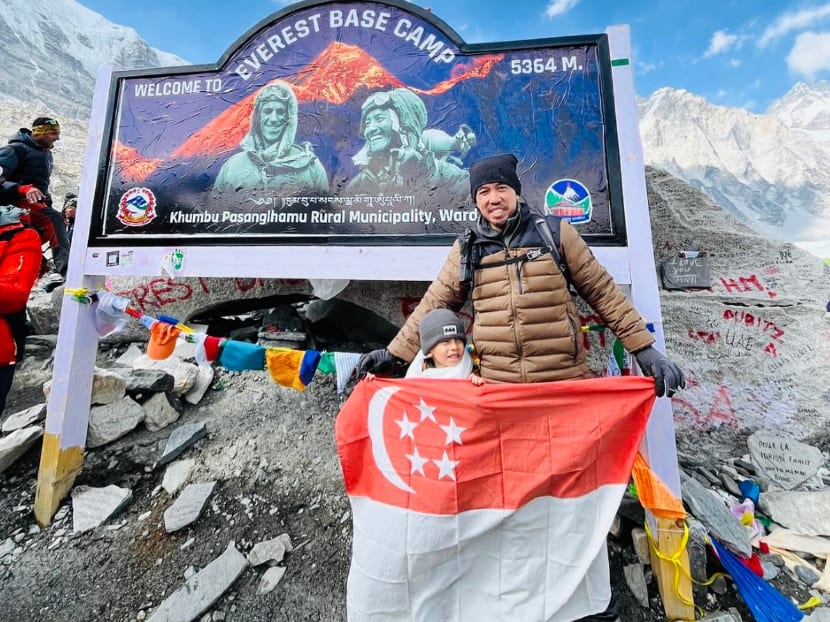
left=419, top=309, right=466, bottom=355
left=469, top=153, right=521, bottom=199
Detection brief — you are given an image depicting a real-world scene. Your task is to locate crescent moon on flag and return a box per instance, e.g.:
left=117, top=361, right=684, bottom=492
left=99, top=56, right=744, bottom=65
left=367, top=386, right=414, bottom=493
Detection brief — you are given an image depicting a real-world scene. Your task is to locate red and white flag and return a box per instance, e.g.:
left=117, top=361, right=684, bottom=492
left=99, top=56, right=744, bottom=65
left=336, top=376, right=656, bottom=622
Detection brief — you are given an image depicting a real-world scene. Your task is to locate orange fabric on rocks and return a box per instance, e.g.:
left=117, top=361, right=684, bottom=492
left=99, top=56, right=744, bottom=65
left=147, top=323, right=180, bottom=360
left=631, top=453, right=686, bottom=520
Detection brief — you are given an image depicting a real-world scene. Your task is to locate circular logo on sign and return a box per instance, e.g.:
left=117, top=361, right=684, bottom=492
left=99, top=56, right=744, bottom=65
left=544, top=179, right=592, bottom=224
left=117, top=187, right=157, bottom=227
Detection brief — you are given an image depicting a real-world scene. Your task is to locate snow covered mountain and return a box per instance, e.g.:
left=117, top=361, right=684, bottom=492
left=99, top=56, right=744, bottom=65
left=768, top=81, right=830, bottom=140
left=1, top=0, right=827, bottom=258
left=639, top=84, right=830, bottom=258
left=0, top=0, right=186, bottom=119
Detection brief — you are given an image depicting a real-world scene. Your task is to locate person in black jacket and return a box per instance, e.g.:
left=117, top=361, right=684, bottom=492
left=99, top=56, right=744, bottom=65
left=0, top=117, right=69, bottom=277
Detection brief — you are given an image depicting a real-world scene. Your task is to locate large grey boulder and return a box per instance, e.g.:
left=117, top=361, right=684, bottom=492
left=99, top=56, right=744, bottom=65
left=132, top=355, right=198, bottom=398
left=86, top=396, right=145, bottom=448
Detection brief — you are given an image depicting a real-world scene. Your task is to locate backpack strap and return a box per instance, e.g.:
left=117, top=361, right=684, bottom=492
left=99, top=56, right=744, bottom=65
left=532, top=214, right=574, bottom=290
left=458, top=227, right=477, bottom=288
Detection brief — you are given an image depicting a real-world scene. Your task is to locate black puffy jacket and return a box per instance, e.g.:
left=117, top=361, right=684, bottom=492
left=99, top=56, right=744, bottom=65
left=0, top=130, right=54, bottom=205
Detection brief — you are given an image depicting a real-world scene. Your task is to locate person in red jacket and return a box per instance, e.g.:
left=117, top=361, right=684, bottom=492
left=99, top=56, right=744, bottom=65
left=0, top=204, right=42, bottom=414
left=1, top=180, right=59, bottom=277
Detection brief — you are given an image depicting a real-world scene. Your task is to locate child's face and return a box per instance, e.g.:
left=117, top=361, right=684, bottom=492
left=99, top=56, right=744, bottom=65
left=426, top=338, right=465, bottom=368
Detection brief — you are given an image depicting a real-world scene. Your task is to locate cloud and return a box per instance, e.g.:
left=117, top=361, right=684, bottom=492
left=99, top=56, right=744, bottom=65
left=759, top=3, right=830, bottom=47
left=787, top=30, right=830, bottom=78
left=704, top=30, right=740, bottom=57
left=545, top=0, right=580, bottom=18
left=637, top=61, right=657, bottom=74
left=729, top=58, right=742, bottom=67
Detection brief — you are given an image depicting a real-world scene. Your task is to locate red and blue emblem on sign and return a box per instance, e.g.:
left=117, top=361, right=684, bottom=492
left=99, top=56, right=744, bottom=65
left=116, top=187, right=157, bottom=227
left=544, top=179, right=592, bottom=224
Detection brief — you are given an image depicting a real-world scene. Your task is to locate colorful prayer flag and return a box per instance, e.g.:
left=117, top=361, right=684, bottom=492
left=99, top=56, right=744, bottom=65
left=317, top=352, right=336, bottom=374
left=266, top=348, right=321, bottom=391
left=147, top=322, right=180, bottom=360
left=219, top=339, right=265, bottom=371
left=334, top=352, right=361, bottom=394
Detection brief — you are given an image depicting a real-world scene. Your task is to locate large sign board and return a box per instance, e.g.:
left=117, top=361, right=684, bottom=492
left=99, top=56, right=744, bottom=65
left=90, top=0, right=626, bottom=246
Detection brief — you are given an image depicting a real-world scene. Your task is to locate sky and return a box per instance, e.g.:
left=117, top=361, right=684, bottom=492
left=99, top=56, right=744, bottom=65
left=75, top=0, right=830, bottom=113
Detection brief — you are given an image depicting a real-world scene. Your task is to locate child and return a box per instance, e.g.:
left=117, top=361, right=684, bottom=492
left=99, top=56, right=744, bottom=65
left=364, top=309, right=483, bottom=384
left=405, top=309, right=484, bottom=384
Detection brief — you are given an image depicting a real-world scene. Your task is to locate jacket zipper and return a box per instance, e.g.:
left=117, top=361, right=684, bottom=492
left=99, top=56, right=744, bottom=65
left=515, top=258, right=524, bottom=295
left=503, top=244, right=525, bottom=380
left=566, top=312, right=579, bottom=363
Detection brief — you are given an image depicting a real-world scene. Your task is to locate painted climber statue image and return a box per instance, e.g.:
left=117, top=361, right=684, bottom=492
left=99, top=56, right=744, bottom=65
left=213, top=80, right=329, bottom=196
left=345, top=88, right=471, bottom=208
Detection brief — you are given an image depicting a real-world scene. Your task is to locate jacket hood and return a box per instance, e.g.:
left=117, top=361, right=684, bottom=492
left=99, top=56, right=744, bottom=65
left=8, top=130, right=40, bottom=150
left=240, top=80, right=300, bottom=163
left=353, top=88, right=428, bottom=165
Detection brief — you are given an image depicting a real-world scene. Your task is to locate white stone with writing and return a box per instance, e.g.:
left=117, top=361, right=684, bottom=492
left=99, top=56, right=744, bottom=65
left=72, top=485, right=133, bottom=533
left=748, top=432, right=824, bottom=490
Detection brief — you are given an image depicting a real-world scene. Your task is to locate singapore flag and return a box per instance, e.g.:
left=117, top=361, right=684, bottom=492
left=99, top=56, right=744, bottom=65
left=336, top=376, right=656, bottom=621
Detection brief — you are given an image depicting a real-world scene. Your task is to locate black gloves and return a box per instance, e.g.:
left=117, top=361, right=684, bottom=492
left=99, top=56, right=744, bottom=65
left=633, top=346, right=685, bottom=398
left=356, top=348, right=405, bottom=378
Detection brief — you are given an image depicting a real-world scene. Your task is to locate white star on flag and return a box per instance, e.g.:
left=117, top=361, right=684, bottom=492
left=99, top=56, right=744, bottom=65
left=417, top=397, right=436, bottom=422
left=396, top=412, right=417, bottom=440
left=433, top=450, right=459, bottom=481
left=406, top=447, right=429, bottom=476
left=440, top=417, right=465, bottom=445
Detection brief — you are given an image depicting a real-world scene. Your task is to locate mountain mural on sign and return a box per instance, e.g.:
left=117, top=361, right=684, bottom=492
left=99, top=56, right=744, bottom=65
left=114, top=43, right=503, bottom=182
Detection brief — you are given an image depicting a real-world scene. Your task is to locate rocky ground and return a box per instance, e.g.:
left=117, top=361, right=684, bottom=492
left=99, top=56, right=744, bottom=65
left=0, top=348, right=828, bottom=622
left=2, top=333, right=830, bottom=622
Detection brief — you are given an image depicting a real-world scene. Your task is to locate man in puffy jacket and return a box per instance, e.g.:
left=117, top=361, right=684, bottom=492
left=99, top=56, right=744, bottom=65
left=357, top=152, right=684, bottom=621
left=0, top=117, right=70, bottom=277
left=0, top=205, right=42, bottom=414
